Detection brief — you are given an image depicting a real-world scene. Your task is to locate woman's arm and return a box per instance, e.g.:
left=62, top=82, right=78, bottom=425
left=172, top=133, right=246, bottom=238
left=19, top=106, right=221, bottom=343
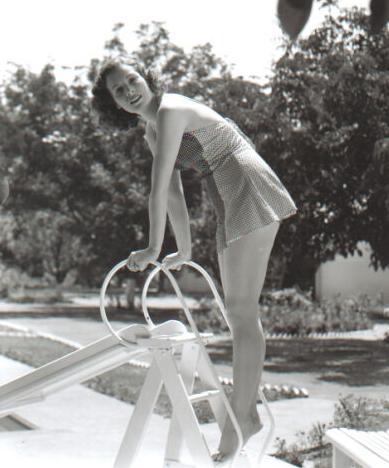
left=144, top=122, right=191, bottom=256
left=167, top=170, right=192, bottom=256
left=147, top=108, right=188, bottom=255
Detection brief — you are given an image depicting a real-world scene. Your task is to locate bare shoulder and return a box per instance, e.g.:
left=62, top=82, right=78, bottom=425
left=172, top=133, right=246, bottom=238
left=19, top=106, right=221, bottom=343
left=157, top=94, right=191, bottom=132
left=159, top=93, right=191, bottom=110
left=158, top=93, right=223, bottom=131
left=158, top=94, right=191, bottom=121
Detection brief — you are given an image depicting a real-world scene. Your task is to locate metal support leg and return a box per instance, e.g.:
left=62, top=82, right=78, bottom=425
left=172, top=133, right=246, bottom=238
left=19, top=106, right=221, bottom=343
left=165, top=343, right=201, bottom=463
left=155, top=350, right=214, bottom=468
left=113, top=360, right=163, bottom=468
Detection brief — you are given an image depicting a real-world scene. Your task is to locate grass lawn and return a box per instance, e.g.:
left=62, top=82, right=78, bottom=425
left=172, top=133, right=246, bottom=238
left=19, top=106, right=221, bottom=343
left=207, top=338, right=389, bottom=386
left=0, top=334, right=221, bottom=421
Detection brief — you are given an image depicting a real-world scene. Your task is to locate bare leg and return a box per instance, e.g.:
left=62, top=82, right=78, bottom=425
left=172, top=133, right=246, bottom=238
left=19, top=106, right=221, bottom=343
left=214, top=221, right=279, bottom=462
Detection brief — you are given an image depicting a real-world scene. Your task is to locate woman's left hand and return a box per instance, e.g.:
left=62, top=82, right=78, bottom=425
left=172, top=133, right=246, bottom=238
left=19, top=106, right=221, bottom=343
left=162, top=251, right=191, bottom=271
left=127, top=247, right=158, bottom=272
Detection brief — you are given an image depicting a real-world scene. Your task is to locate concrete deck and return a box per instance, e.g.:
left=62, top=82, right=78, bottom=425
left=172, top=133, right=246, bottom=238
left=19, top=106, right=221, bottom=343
left=0, top=356, right=299, bottom=467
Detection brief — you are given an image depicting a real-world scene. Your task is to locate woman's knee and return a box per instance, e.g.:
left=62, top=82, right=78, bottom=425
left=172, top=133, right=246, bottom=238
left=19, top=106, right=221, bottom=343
left=224, top=296, right=261, bottom=328
left=224, top=295, right=258, bottom=314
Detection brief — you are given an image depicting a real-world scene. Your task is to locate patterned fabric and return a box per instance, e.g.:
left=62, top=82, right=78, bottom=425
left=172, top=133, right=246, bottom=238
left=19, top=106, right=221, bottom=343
left=175, top=118, right=297, bottom=253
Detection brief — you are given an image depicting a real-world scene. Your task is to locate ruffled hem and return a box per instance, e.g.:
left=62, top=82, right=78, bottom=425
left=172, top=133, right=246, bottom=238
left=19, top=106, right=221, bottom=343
left=216, top=209, right=297, bottom=253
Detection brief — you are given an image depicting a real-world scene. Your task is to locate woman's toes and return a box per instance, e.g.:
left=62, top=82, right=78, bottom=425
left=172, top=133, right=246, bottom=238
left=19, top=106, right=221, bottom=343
left=212, top=451, right=225, bottom=462
left=212, top=451, right=234, bottom=465
left=212, top=448, right=246, bottom=465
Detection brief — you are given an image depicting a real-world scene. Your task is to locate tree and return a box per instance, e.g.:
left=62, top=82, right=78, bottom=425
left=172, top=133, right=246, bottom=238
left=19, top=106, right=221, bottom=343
left=0, top=63, right=150, bottom=285
left=259, top=4, right=389, bottom=287
left=0, top=23, right=237, bottom=286
left=277, top=0, right=389, bottom=40
left=3, top=12, right=387, bottom=292
left=1, top=211, right=91, bottom=284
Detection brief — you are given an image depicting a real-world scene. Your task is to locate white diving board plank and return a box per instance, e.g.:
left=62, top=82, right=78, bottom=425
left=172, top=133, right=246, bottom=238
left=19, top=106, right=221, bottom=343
left=325, top=428, right=389, bottom=468
left=0, top=325, right=147, bottom=412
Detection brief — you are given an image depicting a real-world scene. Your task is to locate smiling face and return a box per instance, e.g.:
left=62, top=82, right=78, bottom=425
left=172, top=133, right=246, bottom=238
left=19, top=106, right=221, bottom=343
left=105, top=64, right=154, bottom=114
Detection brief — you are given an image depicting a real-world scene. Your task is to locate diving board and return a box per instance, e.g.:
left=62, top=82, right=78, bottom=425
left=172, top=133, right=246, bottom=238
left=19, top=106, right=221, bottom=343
left=325, top=428, right=389, bottom=468
left=0, top=322, right=158, bottom=414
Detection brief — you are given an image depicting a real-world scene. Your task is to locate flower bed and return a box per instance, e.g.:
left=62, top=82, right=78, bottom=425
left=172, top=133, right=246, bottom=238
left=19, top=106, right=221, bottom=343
left=183, top=289, right=377, bottom=337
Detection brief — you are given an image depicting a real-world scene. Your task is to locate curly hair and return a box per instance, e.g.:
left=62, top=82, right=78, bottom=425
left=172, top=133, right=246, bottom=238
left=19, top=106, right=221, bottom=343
left=91, top=58, right=165, bottom=131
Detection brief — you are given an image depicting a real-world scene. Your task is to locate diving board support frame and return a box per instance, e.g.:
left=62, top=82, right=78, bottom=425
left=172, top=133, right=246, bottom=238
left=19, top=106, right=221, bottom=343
left=113, top=335, right=248, bottom=468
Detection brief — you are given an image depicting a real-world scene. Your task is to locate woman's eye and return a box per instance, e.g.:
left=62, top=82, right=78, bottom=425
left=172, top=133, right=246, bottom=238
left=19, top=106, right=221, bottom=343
left=115, top=86, right=124, bottom=96
left=127, top=75, right=137, bottom=84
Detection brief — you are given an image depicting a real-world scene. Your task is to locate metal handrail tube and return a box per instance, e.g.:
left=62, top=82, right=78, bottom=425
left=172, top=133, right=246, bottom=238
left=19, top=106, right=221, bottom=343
left=99, top=259, right=276, bottom=467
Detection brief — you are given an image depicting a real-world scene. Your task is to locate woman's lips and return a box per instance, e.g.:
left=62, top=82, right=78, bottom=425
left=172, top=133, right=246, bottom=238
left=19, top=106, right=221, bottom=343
left=130, top=95, right=141, bottom=105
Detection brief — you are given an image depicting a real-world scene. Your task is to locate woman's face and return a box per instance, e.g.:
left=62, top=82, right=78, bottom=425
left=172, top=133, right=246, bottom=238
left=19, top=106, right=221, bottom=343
left=105, top=64, right=154, bottom=114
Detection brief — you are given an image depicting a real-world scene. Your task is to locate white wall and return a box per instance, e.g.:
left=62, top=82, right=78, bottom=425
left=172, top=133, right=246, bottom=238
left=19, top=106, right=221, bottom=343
left=315, top=241, right=389, bottom=302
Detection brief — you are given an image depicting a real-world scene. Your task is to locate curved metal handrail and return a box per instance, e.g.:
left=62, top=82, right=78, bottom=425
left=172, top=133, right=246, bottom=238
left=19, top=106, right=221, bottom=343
left=99, top=259, right=141, bottom=349
left=99, top=259, right=275, bottom=467
left=140, top=261, right=244, bottom=465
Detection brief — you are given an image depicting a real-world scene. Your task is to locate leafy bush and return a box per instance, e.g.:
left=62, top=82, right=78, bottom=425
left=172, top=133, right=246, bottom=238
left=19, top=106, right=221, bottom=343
left=0, top=264, right=44, bottom=298
left=273, top=394, right=389, bottom=467
left=184, top=289, right=376, bottom=336
left=260, top=291, right=374, bottom=335
left=6, top=289, right=65, bottom=304
left=0, top=258, right=74, bottom=301
left=333, top=394, right=389, bottom=431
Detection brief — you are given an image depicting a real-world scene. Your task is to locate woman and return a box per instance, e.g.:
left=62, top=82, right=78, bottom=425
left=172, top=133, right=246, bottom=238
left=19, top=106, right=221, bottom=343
left=91, top=59, right=297, bottom=462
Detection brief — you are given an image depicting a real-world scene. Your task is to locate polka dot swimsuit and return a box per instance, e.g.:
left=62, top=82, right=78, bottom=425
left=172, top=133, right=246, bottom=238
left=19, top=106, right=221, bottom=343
left=175, top=117, right=297, bottom=253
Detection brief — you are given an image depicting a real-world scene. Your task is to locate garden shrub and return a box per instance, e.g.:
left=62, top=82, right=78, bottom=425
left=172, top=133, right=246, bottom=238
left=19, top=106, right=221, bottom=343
left=184, top=289, right=377, bottom=336
left=0, top=263, right=66, bottom=302
left=274, top=394, right=389, bottom=467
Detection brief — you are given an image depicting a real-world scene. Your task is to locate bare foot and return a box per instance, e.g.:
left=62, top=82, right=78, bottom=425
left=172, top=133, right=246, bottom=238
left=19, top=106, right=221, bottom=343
left=213, top=409, right=263, bottom=463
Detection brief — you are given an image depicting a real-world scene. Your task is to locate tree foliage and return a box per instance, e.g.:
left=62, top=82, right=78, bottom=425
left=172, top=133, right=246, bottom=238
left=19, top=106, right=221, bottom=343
left=0, top=23, right=236, bottom=285
left=0, top=10, right=388, bottom=290
left=0, top=61, right=151, bottom=284
left=259, top=5, right=389, bottom=285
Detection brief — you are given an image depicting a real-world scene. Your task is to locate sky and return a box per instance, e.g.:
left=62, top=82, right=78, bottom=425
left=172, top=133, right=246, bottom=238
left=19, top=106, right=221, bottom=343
left=1, top=0, right=369, bottom=84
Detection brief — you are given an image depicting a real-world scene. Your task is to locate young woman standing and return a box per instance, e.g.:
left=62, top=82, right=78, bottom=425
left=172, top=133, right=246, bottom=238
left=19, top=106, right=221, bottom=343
left=91, top=60, right=297, bottom=462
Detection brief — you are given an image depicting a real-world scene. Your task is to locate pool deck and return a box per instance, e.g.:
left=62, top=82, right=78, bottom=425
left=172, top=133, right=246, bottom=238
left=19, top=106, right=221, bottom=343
left=1, top=306, right=387, bottom=468
left=0, top=355, right=300, bottom=468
